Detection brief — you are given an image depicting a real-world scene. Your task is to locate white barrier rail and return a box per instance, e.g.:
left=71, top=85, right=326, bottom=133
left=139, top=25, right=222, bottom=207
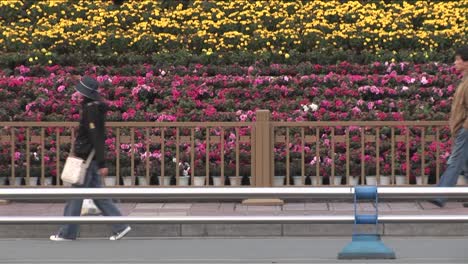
left=1, top=215, right=468, bottom=224
left=1, top=187, right=468, bottom=200
left=1, top=187, right=467, bottom=224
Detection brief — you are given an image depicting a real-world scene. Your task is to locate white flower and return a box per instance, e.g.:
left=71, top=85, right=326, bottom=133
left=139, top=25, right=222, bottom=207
left=301, top=104, right=309, bottom=112
left=309, top=103, right=318, bottom=112
left=421, top=76, right=428, bottom=85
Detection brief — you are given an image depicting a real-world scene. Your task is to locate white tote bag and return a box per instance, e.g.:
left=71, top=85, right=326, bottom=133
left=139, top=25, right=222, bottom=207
left=61, top=150, right=95, bottom=185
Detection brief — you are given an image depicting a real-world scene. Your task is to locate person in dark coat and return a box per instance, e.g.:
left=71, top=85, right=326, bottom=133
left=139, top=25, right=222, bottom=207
left=50, top=76, right=131, bottom=241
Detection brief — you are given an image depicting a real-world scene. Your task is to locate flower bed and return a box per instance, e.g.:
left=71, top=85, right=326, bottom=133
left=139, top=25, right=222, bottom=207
left=0, top=61, right=460, bottom=183
left=0, top=0, right=466, bottom=66
left=0, top=62, right=459, bottom=123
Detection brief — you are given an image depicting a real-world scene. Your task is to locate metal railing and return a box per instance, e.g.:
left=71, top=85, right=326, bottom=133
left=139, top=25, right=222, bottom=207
left=0, top=187, right=467, bottom=224
left=1, top=215, right=467, bottom=224
left=1, top=187, right=468, bottom=200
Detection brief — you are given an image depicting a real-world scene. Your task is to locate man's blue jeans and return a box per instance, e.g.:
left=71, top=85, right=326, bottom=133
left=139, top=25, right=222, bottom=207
left=58, top=161, right=128, bottom=239
left=434, top=128, right=468, bottom=205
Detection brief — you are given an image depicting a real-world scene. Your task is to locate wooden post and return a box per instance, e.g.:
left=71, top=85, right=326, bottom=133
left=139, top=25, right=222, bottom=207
left=243, top=110, right=283, bottom=205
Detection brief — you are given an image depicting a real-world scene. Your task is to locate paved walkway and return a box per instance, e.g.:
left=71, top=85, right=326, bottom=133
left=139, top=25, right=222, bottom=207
left=0, top=200, right=467, bottom=216
left=0, top=201, right=468, bottom=238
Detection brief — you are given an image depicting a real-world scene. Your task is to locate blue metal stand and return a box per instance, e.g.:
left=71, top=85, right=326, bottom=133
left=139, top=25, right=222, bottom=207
left=338, top=186, right=396, bottom=259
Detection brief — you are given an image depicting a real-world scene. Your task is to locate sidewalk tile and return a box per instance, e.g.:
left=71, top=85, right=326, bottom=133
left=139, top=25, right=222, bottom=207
left=376, top=203, right=392, bottom=212
left=234, top=204, right=248, bottom=212
left=219, top=203, right=236, bottom=212
left=162, top=203, right=192, bottom=209
left=304, top=203, right=328, bottom=210
left=328, top=202, right=354, bottom=211
left=158, top=211, right=188, bottom=216
left=283, top=203, right=305, bottom=211
left=134, top=203, right=164, bottom=210
left=129, top=212, right=157, bottom=216
left=247, top=205, right=281, bottom=211
left=190, top=203, right=220, bottom=211
left=388, top=202, right=421, bottom=211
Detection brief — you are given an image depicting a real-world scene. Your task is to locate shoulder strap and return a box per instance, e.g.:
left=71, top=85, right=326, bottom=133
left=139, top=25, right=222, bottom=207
left=84, top=149, right=95, bottom=167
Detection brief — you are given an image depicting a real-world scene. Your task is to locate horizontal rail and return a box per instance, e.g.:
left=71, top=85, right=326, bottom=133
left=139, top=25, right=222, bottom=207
left=1, top=187, right=468, bottom=200
left=0, top=215, right=467, bottom=224
left=0, top=121, right=447, bottom=127
left=0, top=121, right=255, bottom=127
left=0, top=187, right=352, bottom=200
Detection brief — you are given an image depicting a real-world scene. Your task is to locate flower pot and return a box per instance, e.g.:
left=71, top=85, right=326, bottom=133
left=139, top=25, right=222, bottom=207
left=229, top=176, right=242, bottom=186
left=212, top=176, right=223, bottom=186
left=178, top=175, right=190, bottom=186
left=158, top=176, right=171, bottom=186
left=0, top=177, right=7, bottom=186
left=332, top=175, right=343, bottom=186
left=273, top=175, right=285, bottom=186
left=457, top=176, right=466, bottom=185
left=104, top=176, right=117, bottom=186
left=416, top=175, right=428, bottom=185
left=395, top=175, right=406, bottom=185
left=137, top=176, right=148, bottom=186
left=379, top=175, right=391, bottom=185
left=292, top=175, right=305, bottom=186
left=366, top=176, right=377, bottom=185
left=13, top=177, right=23, bottom=186
left=42, top=177, right=53, bottom=186
left=193, top=176, right=206, bottom=186
left=348, top=176, right=360, bottom=186
left=310, top=176, right=322, bottom=185
left=27, top=177, right=39, bottom=186
left=122, top=176, right=133, bottom=186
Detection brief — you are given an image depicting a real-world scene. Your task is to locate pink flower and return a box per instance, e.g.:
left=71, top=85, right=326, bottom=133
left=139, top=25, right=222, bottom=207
left=204, top=105, right=217, bottom=116
left=18, top=65, right=30, bottom=74
left=57, top=85, right=65, bottom=92
left=14, top=151, right=21, bottom=161
left=172, top=88, right=181, bottom=101
left=335, top=99, right=344, bottom=108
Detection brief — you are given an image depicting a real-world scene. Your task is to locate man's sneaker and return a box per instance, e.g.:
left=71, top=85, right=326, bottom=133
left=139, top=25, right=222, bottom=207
left=49, top=234, right=74, bottom=241
left=109, top=226, right=131, bottom=241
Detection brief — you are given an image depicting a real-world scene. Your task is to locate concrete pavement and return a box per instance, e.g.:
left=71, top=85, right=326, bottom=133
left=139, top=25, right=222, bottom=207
left=0, top=237, right=467, bottom=263
left=0, top=201, right=468, bottom=238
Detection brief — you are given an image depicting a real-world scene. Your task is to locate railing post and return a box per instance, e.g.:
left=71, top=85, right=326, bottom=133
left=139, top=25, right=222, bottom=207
left=254, top=110, right=272, bottom=187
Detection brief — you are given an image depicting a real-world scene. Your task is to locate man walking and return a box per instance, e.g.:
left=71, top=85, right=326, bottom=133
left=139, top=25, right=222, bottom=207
left=431, top=46, right=468, bottom=208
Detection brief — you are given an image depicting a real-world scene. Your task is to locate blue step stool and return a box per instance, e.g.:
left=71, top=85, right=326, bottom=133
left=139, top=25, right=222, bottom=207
left=338, top=186, right=396, bottom=259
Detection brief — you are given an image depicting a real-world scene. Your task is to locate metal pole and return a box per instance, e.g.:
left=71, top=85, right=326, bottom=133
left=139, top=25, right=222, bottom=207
left=0, top=187, right=354, bottom=200
left=1, top=187, right=468, bottom=200
left=0, top=215, right=467, bottom=224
